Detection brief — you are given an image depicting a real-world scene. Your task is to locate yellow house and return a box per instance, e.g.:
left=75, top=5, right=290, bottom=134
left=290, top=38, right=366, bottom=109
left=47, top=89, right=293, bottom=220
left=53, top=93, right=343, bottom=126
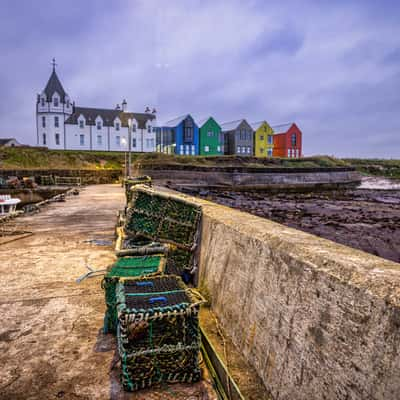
left=250, top=121, right=274, bottom=157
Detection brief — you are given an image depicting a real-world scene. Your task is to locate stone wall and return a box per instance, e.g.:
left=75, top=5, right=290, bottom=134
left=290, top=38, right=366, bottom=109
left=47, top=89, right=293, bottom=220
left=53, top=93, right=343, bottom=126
left=135, top=166, right=361, bottom=189
left=0, top=169, right=122, bottom=184
left=167, top=191, right=400, bottom=400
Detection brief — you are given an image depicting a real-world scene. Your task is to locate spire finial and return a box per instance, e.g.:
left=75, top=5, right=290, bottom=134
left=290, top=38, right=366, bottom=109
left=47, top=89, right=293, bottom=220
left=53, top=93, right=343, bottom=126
left=51, top=58, right=57, bottom=71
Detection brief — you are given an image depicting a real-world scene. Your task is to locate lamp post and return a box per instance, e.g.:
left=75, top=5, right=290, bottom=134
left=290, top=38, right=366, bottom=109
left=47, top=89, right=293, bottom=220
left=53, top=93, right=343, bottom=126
left=121, top=137, right=127, bottom=179
left=127, top=118, right=132, bottom=178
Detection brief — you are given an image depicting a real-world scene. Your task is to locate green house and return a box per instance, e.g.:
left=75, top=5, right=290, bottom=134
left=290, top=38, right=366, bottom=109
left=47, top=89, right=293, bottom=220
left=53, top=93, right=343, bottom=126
left=197, top=117, right=222, bottom=156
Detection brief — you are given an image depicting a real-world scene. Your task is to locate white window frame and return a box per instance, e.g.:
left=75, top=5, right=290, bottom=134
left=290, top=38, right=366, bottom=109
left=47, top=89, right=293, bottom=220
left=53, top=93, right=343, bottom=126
left=79, top=120, right=84, bottom=129
left=237, top=145, right=241, bottom=153
left=204, top=145, right=209, bottom=153
left=97, top=135, right=102, bottom=146
left=79, top=134, right=85, bottom=146
left=116, top=136, right=121, bottom=146
left=55, top=133, right=60, bottom=145
left=54, top=116, right=59, bottom=128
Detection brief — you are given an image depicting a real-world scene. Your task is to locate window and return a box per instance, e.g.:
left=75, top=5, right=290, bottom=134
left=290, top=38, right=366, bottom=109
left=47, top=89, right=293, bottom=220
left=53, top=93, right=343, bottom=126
left=291, top=133, right=297, bottom=146
left=207, top=131, right=213, bottom=137
left=97, top=121, right=102, bottom=130
left=191, top=145, right=195, bottom=155
left=217, top=145, right=221, bottom=152
left=288, top=149, right=291, bottom=157
left=54, top=97, right=59, bottom=107
left=147, top=125, right=151, bottom=133
left=237, top=145, right=241, bottom=153
left=260, top=148, right=264, bottom=153
left=115, top=122, right=120, bottom=131
left=42, top=116, right=46, bottom=128
left=268, top=149, right=273, bottom=157
left=55, top=133, right=60, bottom=145
left=132, top=138, right=137, bottom=147
left=41, top=98, right=45, bottom=107
left=116, top=136, right=121, bottom=146
left=153, top=127, right=156, bottom=133
left=204, top=145, right=209, bottom=152
left=247, top=147, right=251, bottom=154
left=80, top=134, right=85, bottom=146
left=260, top=135, right=264, bottom=141
left=268, top=135, right=273, bottom=145
left=132, top=124, right=137, bottom=132
left=180, top=145, right=184, bottom=154
left=183, top=118, right=193, bottom=142
left=42, top=133, right=46, bottom=145
left=54, top=116, right=59, bottom=128
left=97, top=135, right=102, bottom=146
left=79, top=120, right=84, bottom=129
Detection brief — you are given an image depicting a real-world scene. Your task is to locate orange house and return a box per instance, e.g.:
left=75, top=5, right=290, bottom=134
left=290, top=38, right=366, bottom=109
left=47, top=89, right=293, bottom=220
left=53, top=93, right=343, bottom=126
left=272, top=122, right=302, bottom=158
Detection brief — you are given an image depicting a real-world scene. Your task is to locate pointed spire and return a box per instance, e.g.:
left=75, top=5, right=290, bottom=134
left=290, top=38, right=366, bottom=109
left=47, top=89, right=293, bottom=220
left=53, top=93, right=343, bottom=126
left=43, top=60, right=67, bottom=103
left=51, top=57, right=57, bottom=71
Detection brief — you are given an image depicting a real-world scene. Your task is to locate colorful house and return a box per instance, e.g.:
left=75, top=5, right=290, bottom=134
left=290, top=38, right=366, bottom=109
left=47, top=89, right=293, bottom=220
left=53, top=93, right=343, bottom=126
left=250, top=121, right=274, bottom=157
left=197, top=117, right=223, bottom=156
left=271, top=122, right=302, bottom=158
left=220, top=119, right=254, bottom=156
left=158, top=114, right=199, bottom=155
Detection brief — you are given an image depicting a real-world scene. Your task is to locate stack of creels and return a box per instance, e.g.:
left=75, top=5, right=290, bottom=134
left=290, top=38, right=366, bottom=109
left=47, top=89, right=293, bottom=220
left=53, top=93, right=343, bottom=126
left=116, top=275, right=204, bottom=391
left=102, top=255, right=165, bottom=334
left=125, top=188, right=202, bottom=251
left=124, top=176, right=152, bottom=204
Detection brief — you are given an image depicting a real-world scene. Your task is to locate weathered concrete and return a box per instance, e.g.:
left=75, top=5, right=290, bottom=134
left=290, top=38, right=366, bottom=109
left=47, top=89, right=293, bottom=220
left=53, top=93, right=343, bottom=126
left=167, top=192, right=400, bottom=400
left=135, top=166, right=361, bottom=190
left=0, top=185, right=215, bottom=400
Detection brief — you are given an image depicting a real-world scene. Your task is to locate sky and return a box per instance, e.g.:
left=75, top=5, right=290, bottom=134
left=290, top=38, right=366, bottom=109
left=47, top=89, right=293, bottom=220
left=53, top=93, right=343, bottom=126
left=0, top=0, right=399, bottom=158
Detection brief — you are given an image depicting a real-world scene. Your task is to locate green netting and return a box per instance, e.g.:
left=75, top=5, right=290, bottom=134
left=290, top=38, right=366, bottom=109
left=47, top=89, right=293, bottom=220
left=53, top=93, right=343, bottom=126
left=165, top=246, right=193, bottom=276
left=125, top=188, right=201, bottom=249
left=102, top=255, right=164, bottom=334
left=116, top=276, right=202, bottom=391
left=124, top=176, right=152, bottom=203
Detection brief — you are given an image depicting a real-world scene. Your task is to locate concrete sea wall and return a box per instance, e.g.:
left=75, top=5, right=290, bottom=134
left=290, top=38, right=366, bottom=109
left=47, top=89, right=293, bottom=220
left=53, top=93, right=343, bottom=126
left=135, top=166, right=361, bottom=189
left=173, top=193, right=400, bottom=399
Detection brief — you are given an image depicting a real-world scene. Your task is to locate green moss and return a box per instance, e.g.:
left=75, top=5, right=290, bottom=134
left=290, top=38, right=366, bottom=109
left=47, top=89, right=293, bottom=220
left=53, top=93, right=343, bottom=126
left=344, top=158, right=400, bottom=179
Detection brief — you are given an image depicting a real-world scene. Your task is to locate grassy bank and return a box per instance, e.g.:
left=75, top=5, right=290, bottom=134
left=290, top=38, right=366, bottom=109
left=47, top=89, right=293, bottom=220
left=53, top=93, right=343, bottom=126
left=344, top=159, right=400, bottom=179
left=0, top=146, right=349, bottom=170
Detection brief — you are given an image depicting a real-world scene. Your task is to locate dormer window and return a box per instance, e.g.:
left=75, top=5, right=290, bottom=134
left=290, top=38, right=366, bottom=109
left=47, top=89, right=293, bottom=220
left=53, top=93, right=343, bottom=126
left=41, top=98, right=45, bottom=107
left=79, top=120, right=84, bottom=129
left=54, top=97, right=59, bottom=107
left=132, top=124, right=137, bottom=132
left=42, top=116, right=46, bottom=128
left=115, top=122, right=120, bottom=131
left=97, top=121, right=102, bottom=130
left=148, top=125, right=151, bottom=133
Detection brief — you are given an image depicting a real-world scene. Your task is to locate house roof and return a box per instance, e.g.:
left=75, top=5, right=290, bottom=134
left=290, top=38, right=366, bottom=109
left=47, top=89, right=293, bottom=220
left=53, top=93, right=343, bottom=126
left=271, top=122, right=293, bottom=134
left=0, top=138, right=18, bottom=146
left=196, top=116, right=221, bottom=128
left=44, top=70, right=67, bottom=103
left=65, top=107, right=155, bottom=128
left=162, top=114, right=191, bottom=128
left=220, top=119, right=247, bottom=132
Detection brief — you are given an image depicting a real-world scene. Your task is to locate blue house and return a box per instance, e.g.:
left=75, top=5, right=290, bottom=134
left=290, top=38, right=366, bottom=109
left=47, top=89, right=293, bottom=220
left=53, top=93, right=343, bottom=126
left=157, top=114, right=199, bottom=155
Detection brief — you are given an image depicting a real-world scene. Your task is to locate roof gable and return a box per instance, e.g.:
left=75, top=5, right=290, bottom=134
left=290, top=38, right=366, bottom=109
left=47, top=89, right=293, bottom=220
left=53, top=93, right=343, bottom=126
left=197, top=116, right=221, bottom=129
left=271, top=122, right=294, bottom=134
left=220, top=119, right=251, bottom=132
left=163, top=114, right=191, bottom=128
left=44, top=70, right=67, bottom=103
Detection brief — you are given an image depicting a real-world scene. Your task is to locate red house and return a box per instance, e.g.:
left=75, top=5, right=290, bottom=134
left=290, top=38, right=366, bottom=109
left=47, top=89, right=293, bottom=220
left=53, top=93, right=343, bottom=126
left=271, top=122, right=302, bottom=158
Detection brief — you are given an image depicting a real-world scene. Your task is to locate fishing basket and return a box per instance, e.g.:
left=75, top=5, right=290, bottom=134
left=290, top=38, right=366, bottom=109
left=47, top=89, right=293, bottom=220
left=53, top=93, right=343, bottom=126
left=116, top=275, right=205, bottom=391
left=124, top=176, right=152, bottom=203
left=115, top=226, right=167, bottom=257
left=125, top=186, right=202, bottom=250
left=102, top=255, right=165, bottom=334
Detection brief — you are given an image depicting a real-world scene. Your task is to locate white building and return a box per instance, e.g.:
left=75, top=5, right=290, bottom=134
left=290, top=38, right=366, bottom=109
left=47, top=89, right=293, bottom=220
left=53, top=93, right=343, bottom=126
left=36, top=63, right=157, bottom=151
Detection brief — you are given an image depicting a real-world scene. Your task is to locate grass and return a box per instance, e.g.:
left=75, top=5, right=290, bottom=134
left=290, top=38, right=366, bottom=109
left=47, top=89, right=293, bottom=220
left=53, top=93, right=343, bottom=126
left=344, top=158, right=400, bottom=179
left=0, top=146, right=350, bottom=170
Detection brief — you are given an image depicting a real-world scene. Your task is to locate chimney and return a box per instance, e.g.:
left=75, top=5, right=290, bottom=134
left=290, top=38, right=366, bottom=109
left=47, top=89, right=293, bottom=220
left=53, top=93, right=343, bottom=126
left=116, top=104, right=121, bottom=110
left=152, top=108, right=157, bottom=114
left=145, top=106, right=151, bottom=113
left=122, top=99, right=127, bottom=112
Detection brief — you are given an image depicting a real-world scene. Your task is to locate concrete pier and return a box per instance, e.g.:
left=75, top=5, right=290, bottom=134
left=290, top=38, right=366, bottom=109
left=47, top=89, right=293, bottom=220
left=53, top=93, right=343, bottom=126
left=0, top=185, right=214, bottom=399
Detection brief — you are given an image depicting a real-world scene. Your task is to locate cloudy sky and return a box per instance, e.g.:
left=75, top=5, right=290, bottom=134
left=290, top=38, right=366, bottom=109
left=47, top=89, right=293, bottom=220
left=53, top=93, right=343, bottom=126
left=0, top=0, right=399, bottom=157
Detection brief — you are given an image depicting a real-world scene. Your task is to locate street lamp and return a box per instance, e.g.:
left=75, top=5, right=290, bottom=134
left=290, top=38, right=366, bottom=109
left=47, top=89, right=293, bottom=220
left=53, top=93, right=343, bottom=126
left=127, top=118, right=132, bottom=178
left=121, top=137, right=127, bottom=179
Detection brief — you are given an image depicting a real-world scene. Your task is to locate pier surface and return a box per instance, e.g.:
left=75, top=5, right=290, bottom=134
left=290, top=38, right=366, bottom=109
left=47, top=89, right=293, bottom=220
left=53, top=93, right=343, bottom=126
left=0, top=185, right=215, bottom=400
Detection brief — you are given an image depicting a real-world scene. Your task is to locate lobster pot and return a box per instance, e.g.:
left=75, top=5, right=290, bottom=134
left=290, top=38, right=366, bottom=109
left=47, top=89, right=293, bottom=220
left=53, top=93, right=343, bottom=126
left=102, top=255, right=165, bottom=334
left=124, top=176, right=152, bottom=203
left=125, top=187, right=201, bottom=249
left=165, top=246, right=193, bottom=280
left=116, top=276, right=202, bottom=391
left=115, top=226, right=167, bottom=257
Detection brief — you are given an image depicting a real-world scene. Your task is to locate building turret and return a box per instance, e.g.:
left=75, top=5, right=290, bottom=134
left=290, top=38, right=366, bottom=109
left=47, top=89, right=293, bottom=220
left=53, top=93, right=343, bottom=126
left=122, top=99, right=127, bottom=112
left=36, top=58, right=72, bottom=149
